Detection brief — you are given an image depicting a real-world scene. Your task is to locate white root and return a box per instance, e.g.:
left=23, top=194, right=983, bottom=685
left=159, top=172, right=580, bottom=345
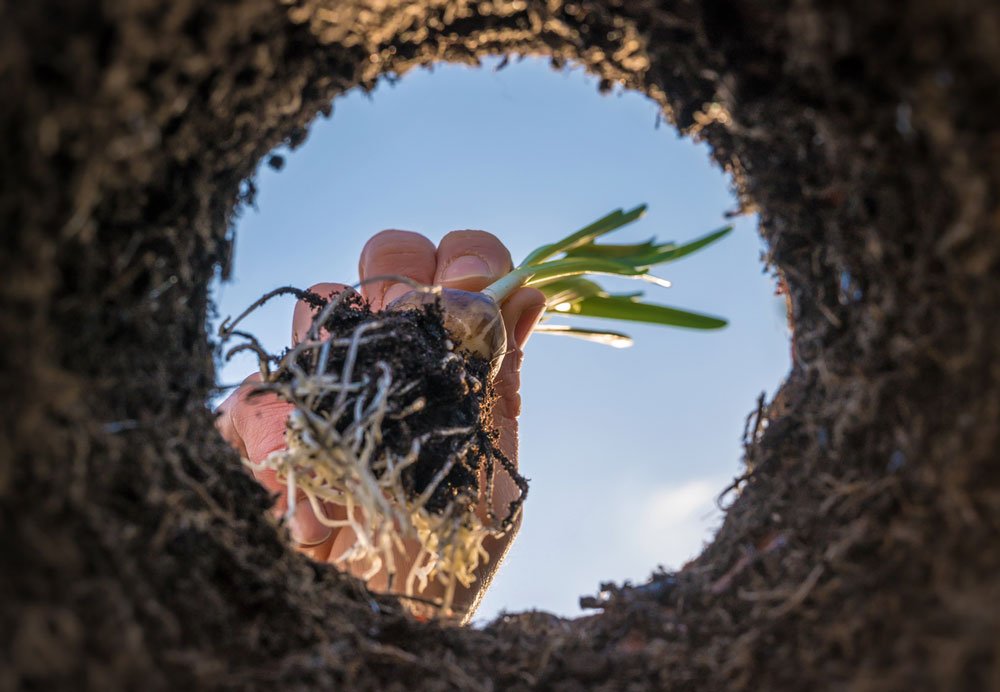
left=236, top=308, right=518, bottom=618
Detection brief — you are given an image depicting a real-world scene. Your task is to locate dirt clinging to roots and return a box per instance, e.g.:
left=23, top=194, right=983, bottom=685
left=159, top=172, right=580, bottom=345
left=2, top=0, right=999, bottom=690
left=267, top=291, right=520, bottom=517
left=223, top=288, right=526, bottom=613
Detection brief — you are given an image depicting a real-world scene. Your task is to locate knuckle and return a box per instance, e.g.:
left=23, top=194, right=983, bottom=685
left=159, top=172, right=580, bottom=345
left=499, top=388, right=522, bottom=420
left=493, top=347, right=523, bottom=403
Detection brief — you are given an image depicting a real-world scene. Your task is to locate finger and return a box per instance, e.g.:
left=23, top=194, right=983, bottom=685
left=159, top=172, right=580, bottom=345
left=486, top=329, right=531, bottom=520
left=493, top=287, right=546, bottom=422
left=214, top=374, right=257, bottom=460
left=292, top=282, right=351, bottom=345
left=475, top=312, right=529, bottom=523
left=434, top=230, right=513, bottom=292
left=501, top=286, right=547, bottom=353
left=231, top=388, right=292, bottom=467
left=358, top=230, right=437, bottom=310
left=274, top=491, right=337, bottom=553
left=290, top=285, right=352, bottom=549
left=227, top=378, right=333, bottom=546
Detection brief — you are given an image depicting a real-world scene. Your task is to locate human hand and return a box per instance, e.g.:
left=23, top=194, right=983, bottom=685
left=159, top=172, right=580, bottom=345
left=215, top=229, right=545, bottom=610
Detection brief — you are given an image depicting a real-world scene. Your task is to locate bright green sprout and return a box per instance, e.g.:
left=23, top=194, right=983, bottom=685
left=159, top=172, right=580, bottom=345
left=483, top=204, right=732, bottom=347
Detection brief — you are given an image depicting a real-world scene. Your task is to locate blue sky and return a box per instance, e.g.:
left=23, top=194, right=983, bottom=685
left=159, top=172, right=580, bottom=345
left=212, top=57, right=791, bottom=621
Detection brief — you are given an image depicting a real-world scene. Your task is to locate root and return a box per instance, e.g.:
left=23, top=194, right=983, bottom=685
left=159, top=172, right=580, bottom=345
left=222, top=288, right=525, bottom=618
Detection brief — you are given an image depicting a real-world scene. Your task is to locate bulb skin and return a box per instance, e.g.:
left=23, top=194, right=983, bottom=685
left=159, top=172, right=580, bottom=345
left=387, top=288, right=507, bottom=376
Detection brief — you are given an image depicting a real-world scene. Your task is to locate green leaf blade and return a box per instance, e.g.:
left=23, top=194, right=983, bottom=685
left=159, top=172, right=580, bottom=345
left=520, top=205, right=647, bottom=266
left=534, top=324, right=634, bottom=348
left=568, top=295, right=728, bottom=330
left=537, top=277, right=607, bottom=308
left=521, top=257, right=647, bottom=287
left=563, top=238, right=667, bottom=261
left=640, top=225, right=733, bottom=268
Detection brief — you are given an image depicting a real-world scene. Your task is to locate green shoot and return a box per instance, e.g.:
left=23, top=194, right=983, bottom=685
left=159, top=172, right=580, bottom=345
left=519, top=204, right=649, bottom=267
left=484, top=206, right=732, bottom=345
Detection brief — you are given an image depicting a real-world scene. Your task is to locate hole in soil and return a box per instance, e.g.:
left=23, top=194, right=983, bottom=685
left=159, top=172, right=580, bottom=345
left=211, top=57, right=792, bottom=622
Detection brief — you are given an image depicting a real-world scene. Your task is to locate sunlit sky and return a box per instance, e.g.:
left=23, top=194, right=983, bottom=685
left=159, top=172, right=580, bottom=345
left=212, top=56, right=791, bottom=622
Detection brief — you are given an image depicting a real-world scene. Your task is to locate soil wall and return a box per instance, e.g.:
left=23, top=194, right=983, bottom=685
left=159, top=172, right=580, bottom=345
left=2, top=1, right=998, bottom=689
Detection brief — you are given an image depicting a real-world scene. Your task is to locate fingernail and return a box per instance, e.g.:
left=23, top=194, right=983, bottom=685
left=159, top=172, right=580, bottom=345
left=289, top=500, right=332, bottom=546
left=441, top=255, right=492, bottom=284
left=382, top=282, right=414, bottom=307
left=514, top=304, right=546, bottom=349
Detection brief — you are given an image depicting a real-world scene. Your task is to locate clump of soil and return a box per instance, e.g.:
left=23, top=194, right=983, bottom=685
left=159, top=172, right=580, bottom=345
left=221, top=287, right=527, bottom=612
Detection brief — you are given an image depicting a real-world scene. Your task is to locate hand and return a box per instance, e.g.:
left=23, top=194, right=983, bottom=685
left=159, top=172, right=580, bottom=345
left=215, top=229, right=545, bottom=616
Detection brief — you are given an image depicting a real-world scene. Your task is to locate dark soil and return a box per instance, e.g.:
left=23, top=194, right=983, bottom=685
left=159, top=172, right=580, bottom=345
left=2, top=1, right=998, bottom=691
left=246, top=289, right=524, bottom=520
